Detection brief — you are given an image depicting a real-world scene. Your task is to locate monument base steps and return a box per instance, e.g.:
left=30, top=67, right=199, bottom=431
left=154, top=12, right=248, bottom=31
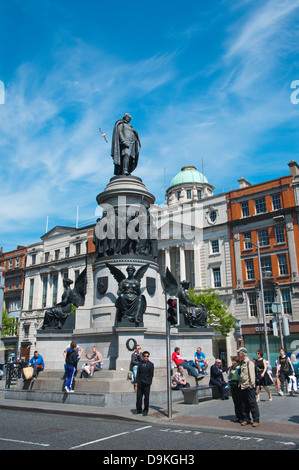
left=4, top=368, right=210, bottom=408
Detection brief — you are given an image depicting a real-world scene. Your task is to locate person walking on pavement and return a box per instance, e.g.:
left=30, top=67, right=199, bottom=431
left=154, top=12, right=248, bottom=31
left=255, top=350, right=272, bottom=402
left=135, top=351, right=154, bottom=416
left=237, top=347, right=260, bottom=428
left=277, top=348, right=296, bottom=396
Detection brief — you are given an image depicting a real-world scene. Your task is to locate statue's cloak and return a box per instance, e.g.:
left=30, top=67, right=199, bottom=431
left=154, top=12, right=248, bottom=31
left=111, top=119, right=141, bottom=175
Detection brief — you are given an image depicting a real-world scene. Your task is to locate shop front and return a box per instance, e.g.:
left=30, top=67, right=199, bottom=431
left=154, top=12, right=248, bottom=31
left=241, top=321, right=299, bottom=368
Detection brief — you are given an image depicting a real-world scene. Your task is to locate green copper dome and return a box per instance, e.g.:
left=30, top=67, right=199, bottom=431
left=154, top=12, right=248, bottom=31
left=169, top=165, right=209, bottom=187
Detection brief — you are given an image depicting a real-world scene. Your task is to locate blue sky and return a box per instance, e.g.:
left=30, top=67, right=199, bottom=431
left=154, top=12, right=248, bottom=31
left=0, top=0, right=299, bottom=252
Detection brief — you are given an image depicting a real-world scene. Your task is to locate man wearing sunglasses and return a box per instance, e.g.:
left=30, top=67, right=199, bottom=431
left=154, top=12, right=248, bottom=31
left=135, top=351, right=154, bottom=416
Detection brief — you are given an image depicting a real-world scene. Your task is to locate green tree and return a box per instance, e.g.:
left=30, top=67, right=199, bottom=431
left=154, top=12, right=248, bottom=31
left=1, top=309, right=18, bottom=337
left=188, top=288, right=237, bottom=337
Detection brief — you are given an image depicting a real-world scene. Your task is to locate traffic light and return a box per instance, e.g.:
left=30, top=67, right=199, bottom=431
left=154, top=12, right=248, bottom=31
left=270, top=317, right=278, bottom=337
left=167, top=297, right=179, bottom=326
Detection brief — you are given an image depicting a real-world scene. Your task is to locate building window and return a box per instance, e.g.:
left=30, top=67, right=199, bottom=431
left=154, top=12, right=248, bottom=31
left=24, top=325, right=29, bottom=338
left=31, top=254, right=36, bottom=265
left=241, top=201, right=249, bottom=217
left=245, top=259, right=255, bottom=280
left=261, top=256, right=272, bottom=276
left=65, top=246, right=70, bottom=258
left=8, top=260, right=13, bottom=269
left=15, top=258, right=20, bottom=268
left=52, top=274, right=58, bottom=306
left=272, top=194, right=281, bottom=210
left=275, top=225, right=285, bottom=244
left=197, top=190, right=202, bottom=200
left=8, top=279, right=13, bottom=290
left=42, top=276, right=48, bottom=308
left=29, top=279, right=34, bottom=310
left=248, top=292, right=258, bottom=317
left=258, top=228, right=269, bottom=247
left=213, top=267, right=221, bottom=287
left=9, top=298, right=20, bottom=312
left=211, top=240, right=219, bottom=254
left=243, top=232, right=252, bottom=250
left=186, top=189, right=192, bottom=199
left=45, top=252, right=50, bottom=262
left=55, top=249, right=60, bottom=261
left=255, top=197, right=266, bottom=214
left=281, top=288, right=292, bottom=315
left=15, top=278, right=20, bottom=289
left=278, top=253, right=288, bottom=275
left=264, top=290, right=275, bottom=315
left=209, top=211, right=217, bottom=223
left=177, top=191, right=181, bottom=200
left=76, top=243, right=81, bottom=255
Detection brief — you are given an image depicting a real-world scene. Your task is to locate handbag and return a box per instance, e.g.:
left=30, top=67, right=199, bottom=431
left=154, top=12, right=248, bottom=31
left=23, top=366, right=33, bottom=380
left=275, top=377, right=280, bottom=390
left=127, top=371, right=133, bottom=381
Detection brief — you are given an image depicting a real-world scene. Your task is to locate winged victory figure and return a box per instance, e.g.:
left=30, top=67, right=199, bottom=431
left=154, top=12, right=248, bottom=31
left=42, top=268, right=87, bottom=329
left=105, top=262, right=149, bottom=325
left=161, top=267, right=207, bottom=328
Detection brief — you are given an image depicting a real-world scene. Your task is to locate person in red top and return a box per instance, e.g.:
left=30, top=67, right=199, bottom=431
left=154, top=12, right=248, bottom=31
left=172, top=347, right=202, bottom=379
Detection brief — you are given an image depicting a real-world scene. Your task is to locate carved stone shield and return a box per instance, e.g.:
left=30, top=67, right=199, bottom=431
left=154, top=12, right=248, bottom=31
left=97, top=276, right=108, bottom=296
left=146, top=276, right=156, bottom=296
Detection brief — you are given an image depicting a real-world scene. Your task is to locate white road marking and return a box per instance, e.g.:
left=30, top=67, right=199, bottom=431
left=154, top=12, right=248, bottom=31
left=69, top=425, right=152, bottom=450
left=0, top=437, right=50, bottom=447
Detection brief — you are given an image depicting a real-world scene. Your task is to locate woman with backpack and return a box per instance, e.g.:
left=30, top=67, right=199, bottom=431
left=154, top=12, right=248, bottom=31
left=276, top=348, right=296, bottom=396
left=255, top=350, right=273, bottom=402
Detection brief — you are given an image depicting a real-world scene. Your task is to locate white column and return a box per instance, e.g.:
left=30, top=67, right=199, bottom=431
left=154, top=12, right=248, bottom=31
left=193, top=242, right=201, bottom=288
left=165, top=247, right=171, bottom=271
left=179, top=244, right=186, bottom=282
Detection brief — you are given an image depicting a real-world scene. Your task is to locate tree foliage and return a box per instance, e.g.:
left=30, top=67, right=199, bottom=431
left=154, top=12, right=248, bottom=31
left=188, top=288, right=237, bottom=337
left=1, top=309, right=18, bottom=337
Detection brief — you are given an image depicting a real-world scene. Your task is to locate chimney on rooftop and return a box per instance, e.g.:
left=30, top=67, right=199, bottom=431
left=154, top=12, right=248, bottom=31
left=238, top=177, right=251, bottom=189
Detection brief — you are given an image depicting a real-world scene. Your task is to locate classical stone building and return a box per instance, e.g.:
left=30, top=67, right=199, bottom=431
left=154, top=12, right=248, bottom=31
left=152, top=165, right=234, bottom=364
left=18, top=225, right=93, bottom=362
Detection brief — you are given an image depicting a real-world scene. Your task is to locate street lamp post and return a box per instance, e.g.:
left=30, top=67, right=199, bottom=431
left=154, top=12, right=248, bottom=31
left=244, top=238, right=271, bottom=362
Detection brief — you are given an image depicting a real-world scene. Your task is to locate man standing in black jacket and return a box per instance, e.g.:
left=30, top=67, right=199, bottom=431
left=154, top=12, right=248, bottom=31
left=136, top=351, right=154, bottom=416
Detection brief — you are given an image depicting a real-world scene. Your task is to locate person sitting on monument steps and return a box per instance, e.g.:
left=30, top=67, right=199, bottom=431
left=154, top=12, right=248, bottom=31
left=194, top=346, right=208, bottom=375
left=81, top=346, right=103, bottom=378
left=171, top=347, right=203, bottom=380
left=27, top=351, right=44, bottom=380
left=171, top=366, right=190, bottom=390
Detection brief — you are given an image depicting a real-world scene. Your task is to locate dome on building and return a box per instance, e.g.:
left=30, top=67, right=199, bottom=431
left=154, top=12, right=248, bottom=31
left=169, top=165, right=209, bottom=187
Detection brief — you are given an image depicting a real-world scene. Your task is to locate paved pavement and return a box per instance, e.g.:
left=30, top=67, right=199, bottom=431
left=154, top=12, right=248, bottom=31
left=0, top=381, right=298, bottom=440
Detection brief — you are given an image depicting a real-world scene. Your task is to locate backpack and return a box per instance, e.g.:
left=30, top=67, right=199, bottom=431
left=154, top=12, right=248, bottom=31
left=246, top=359, right=261, bottom=385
